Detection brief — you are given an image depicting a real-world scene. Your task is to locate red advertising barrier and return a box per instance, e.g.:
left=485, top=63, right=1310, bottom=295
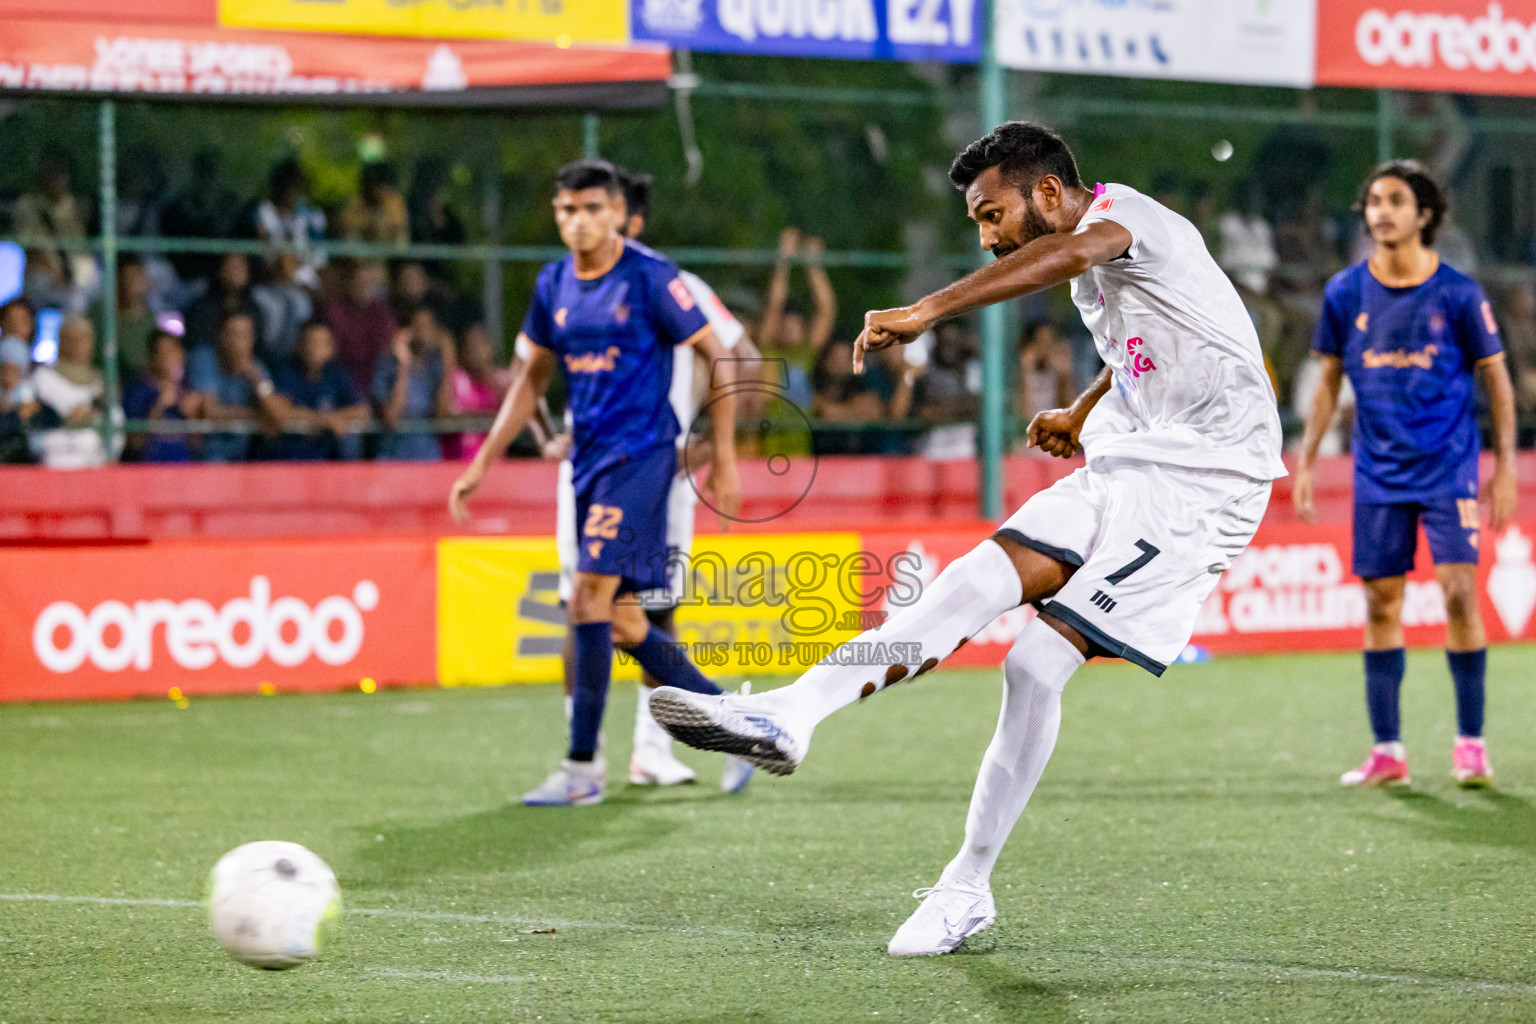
left=1317, top=0, right=1536, bottom=96
left=860, top=519, right=1536, bottom=669
left=0, top=537, right=436, bottom=702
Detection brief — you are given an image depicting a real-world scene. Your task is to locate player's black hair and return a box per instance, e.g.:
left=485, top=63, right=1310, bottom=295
left=555, top=159, right=623, bottom=196
left=948, top=122, right=1082, bottom=196
left=617, top=167, right=653, bottom=222
left=1354, top=159, right=1447, bottom=246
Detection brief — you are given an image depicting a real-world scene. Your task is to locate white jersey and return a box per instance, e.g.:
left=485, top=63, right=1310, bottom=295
left=668, top=270, right=743, bottom=448
left=1070, top=183, right=1286, bottom=482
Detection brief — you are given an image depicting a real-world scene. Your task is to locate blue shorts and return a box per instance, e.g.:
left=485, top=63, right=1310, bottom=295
left=573, top=445, right=676, bottom=594
left=1352, top=498, right=1480, bottom=579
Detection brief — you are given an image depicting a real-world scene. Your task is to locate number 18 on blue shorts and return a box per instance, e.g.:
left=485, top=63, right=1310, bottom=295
left=1352, top=497, right=1481, bottom=579
left=573, top=445, right=677, bottom=594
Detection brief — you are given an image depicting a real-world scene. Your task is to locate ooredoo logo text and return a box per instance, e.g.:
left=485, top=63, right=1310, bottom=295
left=1355, top=3, right=1536, bottom=74
left=32, top=576, right=379, bottom=674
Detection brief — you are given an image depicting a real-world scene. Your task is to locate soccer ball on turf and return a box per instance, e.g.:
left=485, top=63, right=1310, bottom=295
left=208, top=841, right=341, bottom=969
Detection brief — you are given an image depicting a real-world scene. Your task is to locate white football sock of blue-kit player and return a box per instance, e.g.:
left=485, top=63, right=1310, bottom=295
left=760, top=539, right=1025, bottom=728
left=944, top=618, right=1084, bottom=888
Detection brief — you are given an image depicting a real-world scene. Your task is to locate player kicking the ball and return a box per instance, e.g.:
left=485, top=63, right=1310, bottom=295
left=1295, top=160, right=1517, bottom=790
left=451, top=159, right=742, bottom=807
left=650, top=122, right=1286, bottom=955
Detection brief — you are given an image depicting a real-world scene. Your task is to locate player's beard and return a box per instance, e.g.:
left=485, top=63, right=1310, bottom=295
left=995, top=195, right=1054, bottom=259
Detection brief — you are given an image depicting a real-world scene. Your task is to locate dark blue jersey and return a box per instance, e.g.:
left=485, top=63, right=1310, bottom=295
left=520, top=240, right=709, bottom=491
left=1313, top=260, right=1502, bottom=503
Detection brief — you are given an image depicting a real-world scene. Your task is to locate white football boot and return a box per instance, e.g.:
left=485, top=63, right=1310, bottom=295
left=521, top=759, right=605, bottom=807
left=719, top=682, right=756, bottom=793
left=630, top=688, right=698, bottom=785
left=649, top=684, right=808, bottom=776
left=887, top=877, right=996, bottom=956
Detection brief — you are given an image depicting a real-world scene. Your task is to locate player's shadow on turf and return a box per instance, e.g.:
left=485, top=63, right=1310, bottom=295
left=1381, top=789, right=1536, bottom=855
left=951, top=954, right=1077, bottom=1023
left=349, top=803, right=681, bottom=883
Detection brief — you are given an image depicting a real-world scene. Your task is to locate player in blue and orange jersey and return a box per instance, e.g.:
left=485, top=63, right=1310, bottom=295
left=1295, top=160, right=1518, bottom=789
left=449, top=160, right=742, bottom=806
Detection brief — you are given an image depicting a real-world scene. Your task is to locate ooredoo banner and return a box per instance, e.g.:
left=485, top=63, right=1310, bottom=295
left=1317, top=1, right=1536, bottom=95
left=1, top=538, right=436, bottom=701
left=995, top=0, right=1317, bottom=87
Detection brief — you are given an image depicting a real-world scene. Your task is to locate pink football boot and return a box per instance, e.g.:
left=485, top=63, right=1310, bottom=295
left=1340, top=746, right=1410, bottom=788
left=1452, top=737, right=1493, bottom=789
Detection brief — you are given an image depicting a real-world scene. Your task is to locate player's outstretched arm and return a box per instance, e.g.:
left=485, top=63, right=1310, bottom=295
left=1026, top=366, right=1111, bottom=459
left=853, top=220, right=1132, bottom=372
left=692, top=327, right=741, bottom=520
left=449, top=341, right=554, bottom=524
left=1293, top=355, right=1345, bottom=524
left=1477, top=352, right=1519, bottom=531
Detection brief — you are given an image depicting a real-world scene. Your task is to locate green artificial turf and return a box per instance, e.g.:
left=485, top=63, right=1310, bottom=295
left=4, top=648, right=1536, bottom=1023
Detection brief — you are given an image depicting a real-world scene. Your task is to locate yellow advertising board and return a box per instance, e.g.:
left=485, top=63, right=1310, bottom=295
left=437, top=532, right=870, bottom=687
left=218, top=0, right=629, bottom=47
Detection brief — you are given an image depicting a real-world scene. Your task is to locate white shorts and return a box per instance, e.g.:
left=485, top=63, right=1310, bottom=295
left=999, top=458, right=1271, bottom=675
left=556, top=456, right=697, bottom=607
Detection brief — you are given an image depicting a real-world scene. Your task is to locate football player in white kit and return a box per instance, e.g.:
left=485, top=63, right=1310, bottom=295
left=650, top=122, right=1286, bottom=955
left=537, top=168, right=758, bottom=792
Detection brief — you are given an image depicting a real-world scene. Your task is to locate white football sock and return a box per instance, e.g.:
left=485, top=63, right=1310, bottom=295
left=633, top=685, right=673, bottom=753
left=761, top=539, right=1024, bottom=728
left=943, top=617, right=1084, bottom=889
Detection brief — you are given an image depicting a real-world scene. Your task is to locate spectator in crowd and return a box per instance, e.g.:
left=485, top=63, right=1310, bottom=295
left=31, top=316, right=108, bottom=467
left=14, top=149, right=93, bottom=312
left=96, top=255, right=160, bottom=382
left=445, top=321, right=508, bottom=460
left=372, top=305, right=453, bottom=461
left=186, top=311, right=285, bottom=462
left=392, top=261, right=449, bottom=330
left=914, top=321, right=980, bottom=459
left=1, top=298, right=35, bottom=354
left=116, top=142, right=168, bottom=239
left=810, top=339, right=884, bottom=454
left=254, top=157, right=327, bottom=290
left=0, top=337, right=39, bottom=463
left=407, top=156, right=467, bottom=282
left=1015, top=320, right=1076, bottom=451
left=1289, top=353, right=1356, bottom=458
left=121, top=328, right=198, bottom=464
left=184, top=253, right=263, bottom=352
left=1218, top=180, right=1276, bottom=296
left=274, top=320, right=368, bottom=461
left=251, top=252, right=315, bottom=368
left=162, top=148, right=240, bottom=285
left=760, top=228, right=835, bottom=410
left=325, top=259, right=397, bottom=397
left=339, top=162, right=409, bottom=246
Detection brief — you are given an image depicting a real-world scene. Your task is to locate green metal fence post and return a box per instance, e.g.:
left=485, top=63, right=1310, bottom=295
left=583, top=112, right=601, bottom=159
left=98, top=99, right=120, bottom=461
left=1376, top=88, right=1394, bottom=163
left=978, top=1, right=1008, bottom=521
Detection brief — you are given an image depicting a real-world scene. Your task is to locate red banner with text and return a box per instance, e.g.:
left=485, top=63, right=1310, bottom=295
left=0, top=538, right=437, bottom=702
left=1317, top=1, right=1536, bottom=96
left=859, top=520, right=1536, bottom=668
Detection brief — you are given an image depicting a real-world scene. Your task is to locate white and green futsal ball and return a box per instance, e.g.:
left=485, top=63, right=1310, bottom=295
left=208, top=841, right=341, bottom=969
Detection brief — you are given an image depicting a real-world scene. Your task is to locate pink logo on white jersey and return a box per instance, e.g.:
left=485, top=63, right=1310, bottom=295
left=1126, top=337, right=1157, bottom=377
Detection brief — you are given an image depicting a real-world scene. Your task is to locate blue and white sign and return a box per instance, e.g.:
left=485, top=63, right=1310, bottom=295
left=632, top=0, right=980, bottom=62
left=995, top=0, right=1316, bottom=87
